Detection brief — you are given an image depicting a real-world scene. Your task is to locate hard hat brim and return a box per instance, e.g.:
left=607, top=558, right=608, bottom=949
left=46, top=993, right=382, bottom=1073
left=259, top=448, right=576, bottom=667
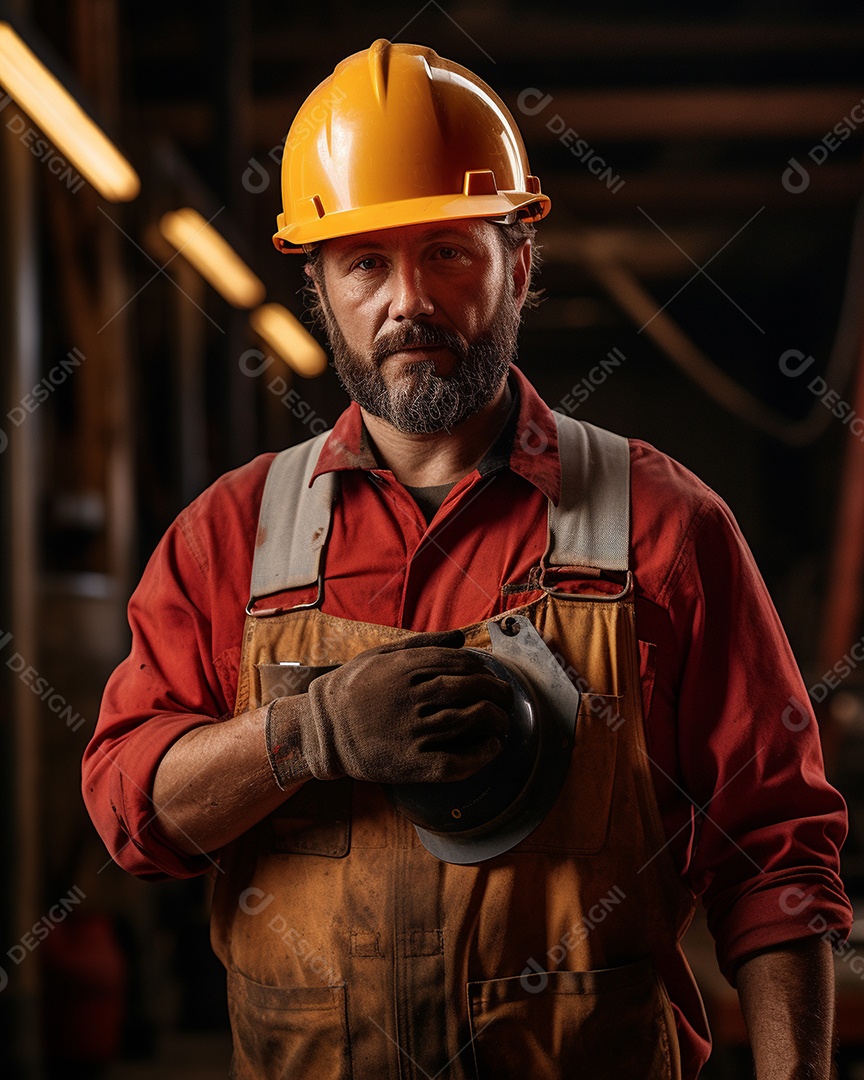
left=272, top=190, right=550, bottom=253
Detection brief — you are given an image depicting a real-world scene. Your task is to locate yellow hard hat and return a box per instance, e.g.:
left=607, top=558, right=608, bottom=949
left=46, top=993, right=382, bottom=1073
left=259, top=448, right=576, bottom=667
left=272, top=39, right=550, bottom=253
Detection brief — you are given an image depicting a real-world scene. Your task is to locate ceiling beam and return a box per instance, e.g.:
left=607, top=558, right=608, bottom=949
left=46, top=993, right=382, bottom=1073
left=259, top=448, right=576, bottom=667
left=245, top=21, right=864, bottom=63
left=516, top=87, right=864, bottom=140
left=135, top=84, right=864, bottom=148
left=540, top=163, right=862, bottom=213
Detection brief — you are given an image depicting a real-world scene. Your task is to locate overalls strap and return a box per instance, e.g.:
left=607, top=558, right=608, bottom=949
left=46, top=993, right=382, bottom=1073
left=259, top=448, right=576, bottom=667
left=249, top=430, right=333, bottom=601
left=549, top=414, right=630, bottom=572
left=249, top=415, right=630, bottom=604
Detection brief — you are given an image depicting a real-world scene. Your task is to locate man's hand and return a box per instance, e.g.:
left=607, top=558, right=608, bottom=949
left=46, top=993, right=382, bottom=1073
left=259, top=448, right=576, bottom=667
left=267, top=629, right=512, bottom=786
left=736, top=936, right=836, bottom=1079
left=151, top=630, right=511, bottom=856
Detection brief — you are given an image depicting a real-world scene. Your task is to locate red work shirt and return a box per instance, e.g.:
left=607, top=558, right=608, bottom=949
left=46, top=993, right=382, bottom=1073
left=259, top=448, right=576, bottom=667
left=82, top=365, right=851, bottom=1073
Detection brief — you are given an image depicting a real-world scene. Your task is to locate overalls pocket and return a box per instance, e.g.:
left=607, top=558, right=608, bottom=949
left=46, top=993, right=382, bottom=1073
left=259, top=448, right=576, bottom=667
left=227, top=970, right=352, bottom=1080
left=260, top=777, right=352, bottom=857
left=467, top=956, right=678, bottom=1080
left=514, top=693, right=621, bottom=855
left=257, top=661, right=338, bottom=703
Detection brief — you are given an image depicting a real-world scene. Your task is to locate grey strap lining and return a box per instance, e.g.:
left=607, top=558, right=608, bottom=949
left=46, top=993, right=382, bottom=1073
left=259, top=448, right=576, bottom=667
left=249, top=431, right=335, bottom=600
left=248, top=415, right=631, bottom=604
left=548, top=414, right=630, bottom=572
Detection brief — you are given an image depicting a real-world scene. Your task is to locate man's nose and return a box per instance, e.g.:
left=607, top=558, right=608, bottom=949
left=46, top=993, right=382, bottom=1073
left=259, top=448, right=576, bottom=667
left=387, top=262, right=435, bottom=321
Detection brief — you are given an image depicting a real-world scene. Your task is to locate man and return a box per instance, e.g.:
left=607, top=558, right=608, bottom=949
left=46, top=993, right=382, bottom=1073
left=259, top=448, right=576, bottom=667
left=83, top=40, right=851, bottom=1079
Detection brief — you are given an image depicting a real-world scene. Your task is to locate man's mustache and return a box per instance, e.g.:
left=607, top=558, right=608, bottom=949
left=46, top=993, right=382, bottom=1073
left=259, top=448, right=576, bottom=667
left=371, top=322, right=467, bottom=367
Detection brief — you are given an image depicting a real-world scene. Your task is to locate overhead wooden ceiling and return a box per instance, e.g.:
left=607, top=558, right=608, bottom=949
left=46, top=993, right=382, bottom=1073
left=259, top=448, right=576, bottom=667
left=109, top=5, right=864, bottom=287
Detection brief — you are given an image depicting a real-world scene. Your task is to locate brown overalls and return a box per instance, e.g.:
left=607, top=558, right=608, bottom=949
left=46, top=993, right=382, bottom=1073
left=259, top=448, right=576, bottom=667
left=211, top=415, right=699, bottom=1079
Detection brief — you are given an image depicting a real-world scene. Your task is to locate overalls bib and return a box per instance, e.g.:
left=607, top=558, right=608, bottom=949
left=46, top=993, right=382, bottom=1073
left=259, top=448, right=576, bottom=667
left=211, top=415, right=697, bottom=1079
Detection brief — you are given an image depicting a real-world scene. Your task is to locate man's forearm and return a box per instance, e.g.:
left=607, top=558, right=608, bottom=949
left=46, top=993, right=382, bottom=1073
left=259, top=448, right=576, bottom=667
left=151, top=698, right=310, bottom=855
left=736, top=936, right=836, bottom=1080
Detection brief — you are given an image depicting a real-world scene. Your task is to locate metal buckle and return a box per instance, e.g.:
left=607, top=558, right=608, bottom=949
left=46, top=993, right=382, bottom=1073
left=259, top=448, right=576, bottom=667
left=245, top=570, right=325, bottom=618
left=537, top=557, right=633, bottom=602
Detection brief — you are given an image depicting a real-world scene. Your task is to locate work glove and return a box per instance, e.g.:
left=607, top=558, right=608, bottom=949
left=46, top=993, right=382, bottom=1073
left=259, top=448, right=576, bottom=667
left=266, top=630, right=511, bottom=788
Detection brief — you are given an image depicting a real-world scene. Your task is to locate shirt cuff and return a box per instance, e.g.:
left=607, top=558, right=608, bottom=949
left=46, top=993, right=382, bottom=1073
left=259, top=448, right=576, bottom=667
left=115, top=765, right=215, bottom=880
left=85, top=712, right=222, bottom=880
left=708, top=874, right=853, bottom=985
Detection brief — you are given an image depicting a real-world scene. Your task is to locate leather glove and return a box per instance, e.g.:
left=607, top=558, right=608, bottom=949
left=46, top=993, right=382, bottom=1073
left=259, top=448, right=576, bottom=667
left=266, top=630, right=511, bottom=787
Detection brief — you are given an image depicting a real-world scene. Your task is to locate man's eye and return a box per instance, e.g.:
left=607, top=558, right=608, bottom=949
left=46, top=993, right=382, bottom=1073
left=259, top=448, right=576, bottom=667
left=437, top=247, right=461, bottom=260
left=352, top=256, right=381, bottom=271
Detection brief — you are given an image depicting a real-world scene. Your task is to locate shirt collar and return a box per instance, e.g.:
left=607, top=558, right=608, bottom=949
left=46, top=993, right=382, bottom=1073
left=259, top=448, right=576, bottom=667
left=310, top=364, right=561, bottom=505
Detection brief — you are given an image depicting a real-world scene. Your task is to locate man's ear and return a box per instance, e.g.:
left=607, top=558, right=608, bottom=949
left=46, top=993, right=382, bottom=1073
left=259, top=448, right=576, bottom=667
left=512, top=239, right=532, bottom=311
left=303, top=260, right=325, bottom=305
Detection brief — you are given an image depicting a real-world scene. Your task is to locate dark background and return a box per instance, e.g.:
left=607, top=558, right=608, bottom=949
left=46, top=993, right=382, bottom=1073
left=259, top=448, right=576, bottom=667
left=2, top=1, right=864, bottom=1076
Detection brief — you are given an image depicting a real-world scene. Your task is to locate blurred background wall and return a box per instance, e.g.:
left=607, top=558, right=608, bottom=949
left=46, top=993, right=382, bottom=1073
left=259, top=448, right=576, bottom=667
left=1, top=1, right=864, bottom=1077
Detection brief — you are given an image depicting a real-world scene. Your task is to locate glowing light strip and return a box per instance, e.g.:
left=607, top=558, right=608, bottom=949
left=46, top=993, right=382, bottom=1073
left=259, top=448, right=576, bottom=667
left=160, top=208, right=266, bottom=309
left=250, top=303, right=327, bottom=377
left=0, top=21, right=140, bottom=202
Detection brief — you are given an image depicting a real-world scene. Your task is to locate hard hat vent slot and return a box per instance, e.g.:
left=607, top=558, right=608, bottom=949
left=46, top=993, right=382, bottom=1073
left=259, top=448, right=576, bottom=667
left=296, top=194, right=326, bottom=223
left=463, top=170, right=498, bottom=197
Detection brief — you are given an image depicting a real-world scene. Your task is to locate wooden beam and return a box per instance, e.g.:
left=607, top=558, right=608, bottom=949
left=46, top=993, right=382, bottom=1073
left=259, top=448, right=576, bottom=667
left=516, top=87, right=864, bottom=140
left=538, top=227, right=729, bottom=276
left=133, top=87, right=864, bottom=150
left=247, top=22, right=864, bottom=64
left=537, top=164, right=864, bottom=215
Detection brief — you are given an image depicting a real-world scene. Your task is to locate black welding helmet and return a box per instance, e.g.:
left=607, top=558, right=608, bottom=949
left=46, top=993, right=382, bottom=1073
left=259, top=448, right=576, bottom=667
left=386, top=615, right=581, bottom=865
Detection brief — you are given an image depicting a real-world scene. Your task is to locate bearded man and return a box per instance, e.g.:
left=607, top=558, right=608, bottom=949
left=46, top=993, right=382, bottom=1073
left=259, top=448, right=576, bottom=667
left=83, top=40, right=851, bottom=1080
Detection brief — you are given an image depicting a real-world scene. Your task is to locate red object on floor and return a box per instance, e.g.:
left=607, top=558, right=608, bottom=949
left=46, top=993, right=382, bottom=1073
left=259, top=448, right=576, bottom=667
left=41, top=912, right=127, bottom=1062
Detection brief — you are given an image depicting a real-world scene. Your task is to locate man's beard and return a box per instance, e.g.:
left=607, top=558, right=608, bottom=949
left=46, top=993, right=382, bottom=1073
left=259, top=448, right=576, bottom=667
left=318, top=286, right=521, bottom=434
